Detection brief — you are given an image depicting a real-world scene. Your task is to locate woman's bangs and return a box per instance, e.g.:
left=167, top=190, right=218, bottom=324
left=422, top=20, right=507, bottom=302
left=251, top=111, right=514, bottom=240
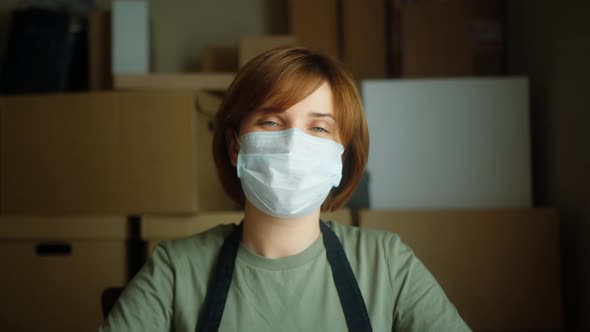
left=256, top=68, right=325, bottom=114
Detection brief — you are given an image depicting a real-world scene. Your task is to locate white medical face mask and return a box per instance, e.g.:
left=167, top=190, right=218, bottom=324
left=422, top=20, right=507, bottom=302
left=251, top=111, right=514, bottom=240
left=237, top=128, right=345, bottom=218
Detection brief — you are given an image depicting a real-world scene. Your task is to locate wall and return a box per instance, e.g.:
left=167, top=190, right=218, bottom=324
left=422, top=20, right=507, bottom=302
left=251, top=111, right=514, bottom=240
left=149, top=0, right=270, bottom=72
left=148, top=0, right=288, bottom=72
left=506, top=1, right=590, bottom=330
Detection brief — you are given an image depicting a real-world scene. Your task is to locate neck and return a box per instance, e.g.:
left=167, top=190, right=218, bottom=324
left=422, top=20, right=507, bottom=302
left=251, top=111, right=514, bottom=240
left=241, top=201, right=321, bottom=259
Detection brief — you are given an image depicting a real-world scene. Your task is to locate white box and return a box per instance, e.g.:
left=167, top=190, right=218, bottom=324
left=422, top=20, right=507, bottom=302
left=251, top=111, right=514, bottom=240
left=112, top=0, right=149, bottom=74
left=362, top=77, right=531, bottom=209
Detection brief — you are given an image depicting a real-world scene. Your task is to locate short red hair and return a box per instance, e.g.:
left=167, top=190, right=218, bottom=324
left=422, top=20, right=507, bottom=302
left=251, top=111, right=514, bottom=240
left=212, top=46, right=369, bottom=211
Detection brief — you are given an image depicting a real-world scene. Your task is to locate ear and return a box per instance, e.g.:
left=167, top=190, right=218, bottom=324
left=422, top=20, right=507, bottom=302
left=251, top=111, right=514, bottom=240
left=225, top=128, right=240, bottom=167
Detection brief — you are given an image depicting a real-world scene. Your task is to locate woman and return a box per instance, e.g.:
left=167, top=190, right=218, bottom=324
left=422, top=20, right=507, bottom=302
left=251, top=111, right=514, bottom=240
left=100, top=47, right=470, bottom=331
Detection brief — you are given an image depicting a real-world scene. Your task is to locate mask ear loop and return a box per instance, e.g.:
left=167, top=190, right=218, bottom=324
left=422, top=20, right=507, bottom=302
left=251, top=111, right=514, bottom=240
left=234, top=131, right=242, bottom=147
left=233, top=130, right=243, bottom=177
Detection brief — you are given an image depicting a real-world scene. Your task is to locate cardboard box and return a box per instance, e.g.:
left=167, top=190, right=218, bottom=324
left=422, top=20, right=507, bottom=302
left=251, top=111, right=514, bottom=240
left=321, top=208, right=353, bottom=226
left=238, top=35, right=297, bottom=68
left=289, top=0, right=340, bottom=60
left=88, top=10, right=112, bottom=91
left=112, top=82, right=231, bottom=213
left=359, top=208, right=563, bottom=331
left=394, top=0, right=504, bottom=77
left=341, top=0, right=388, bottom=79
left=114, top=73, right=236, bottom=91
left=290, top=0, right=388, bottom=80
left=194, top=92, right=236, bottom=212
left=142, top=209, right=353, bottom=255
left=0, top=216, right=127, bottom=331
left=201, top=47, right=238, bottom=72
left=0, top=91, right=234, bottom=215
left=142, top=211, right=244, bottom=254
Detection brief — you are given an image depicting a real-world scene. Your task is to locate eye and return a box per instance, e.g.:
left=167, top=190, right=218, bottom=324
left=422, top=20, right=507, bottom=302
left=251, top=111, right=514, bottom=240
left=259, top=120, right=279, bottom=127
left=310, top=127, right=329, bottom=133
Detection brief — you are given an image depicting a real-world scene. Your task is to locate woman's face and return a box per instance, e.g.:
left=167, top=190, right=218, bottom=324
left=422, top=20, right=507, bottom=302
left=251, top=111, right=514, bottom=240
left=239, top=82, right=342, bottom=144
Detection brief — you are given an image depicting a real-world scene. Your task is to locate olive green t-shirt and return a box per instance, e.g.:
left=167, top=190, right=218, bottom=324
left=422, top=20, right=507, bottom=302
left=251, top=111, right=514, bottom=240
left=100, top=222, right=470, bottom=331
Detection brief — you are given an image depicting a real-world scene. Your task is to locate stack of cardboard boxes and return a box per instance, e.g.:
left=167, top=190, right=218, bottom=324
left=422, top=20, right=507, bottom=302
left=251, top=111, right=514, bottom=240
left=0, top=89, right=236, bottom=330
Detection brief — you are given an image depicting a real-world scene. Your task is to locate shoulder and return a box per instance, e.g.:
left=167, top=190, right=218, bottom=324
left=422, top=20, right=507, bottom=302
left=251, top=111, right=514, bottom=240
left=324, top=221, right=420, bottom=287
left=325, top=220, right=410, bottom=257
left=156, top=223, right=236, bottom=267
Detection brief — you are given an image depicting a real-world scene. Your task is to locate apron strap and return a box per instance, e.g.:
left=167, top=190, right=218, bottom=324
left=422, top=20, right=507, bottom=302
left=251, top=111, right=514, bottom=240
left=320, top=221, right=373, bottom=332
left=196, top=221, right=373, bottom=332
left=196, top=223, right=243, bottom=332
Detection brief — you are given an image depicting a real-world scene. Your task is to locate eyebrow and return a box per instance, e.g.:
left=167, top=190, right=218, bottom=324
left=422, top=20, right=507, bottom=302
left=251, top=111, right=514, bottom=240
left=309, top=112, right=336, bottom=121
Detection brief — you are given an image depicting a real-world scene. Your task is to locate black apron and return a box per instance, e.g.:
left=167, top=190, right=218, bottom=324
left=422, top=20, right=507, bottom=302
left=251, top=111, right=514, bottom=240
left=196, top=221, right=373, bottom=332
